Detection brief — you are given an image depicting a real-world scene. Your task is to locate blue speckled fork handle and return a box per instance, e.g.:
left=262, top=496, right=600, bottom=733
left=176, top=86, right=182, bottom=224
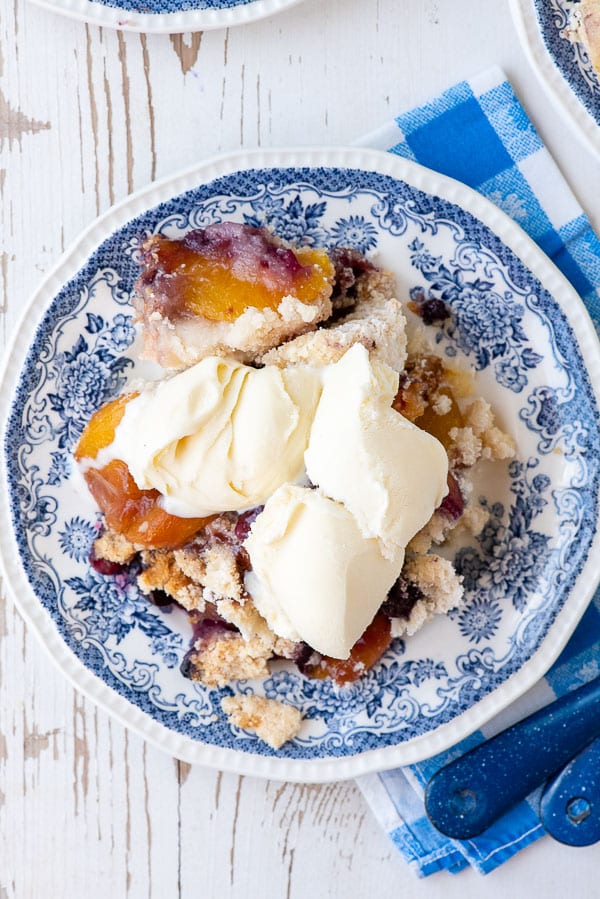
left=424, top=676, right=600, bottom=840
left=540, top=736, right=600, bottom=846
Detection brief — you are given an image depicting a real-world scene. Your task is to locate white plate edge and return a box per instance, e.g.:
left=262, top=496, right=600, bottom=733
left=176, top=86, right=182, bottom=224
left=509, top=0, right=600, bottom=161
left=1, top=145, right=600, bottom=782
left=27, top=0, right=304, bottom=33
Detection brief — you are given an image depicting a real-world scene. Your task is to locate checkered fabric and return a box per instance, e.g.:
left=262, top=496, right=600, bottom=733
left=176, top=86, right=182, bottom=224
left=355, top=66, right=600, bottom=876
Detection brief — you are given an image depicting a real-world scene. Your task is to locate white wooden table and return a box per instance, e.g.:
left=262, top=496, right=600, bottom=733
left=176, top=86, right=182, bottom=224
left=2, top=1, right=600, bottom=895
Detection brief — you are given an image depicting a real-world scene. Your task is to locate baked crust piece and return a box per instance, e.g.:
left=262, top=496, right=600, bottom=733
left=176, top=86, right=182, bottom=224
left=132, top=226, right=335, bottom=370
left=216, top=597, right=277, bottom=653
left=137, top=548, right=206, bottom=611
left=448, top=398, right=516, bottom=468
left=176, top=543, right=245, bottom=604
left=189, top=632, right=272, bottom=687
left=390, top=553, right=464, bottom=638
left=93, top=529, right=138, bottom=565
left=135, top=293, right=333, bottom=370
left=221, top=694, right=303, bottom=749
left=261, top=270, right=407, bottom=372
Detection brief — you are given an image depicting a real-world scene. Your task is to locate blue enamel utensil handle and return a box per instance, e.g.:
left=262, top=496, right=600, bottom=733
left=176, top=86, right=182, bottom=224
left=540, top=736, right=600, bottom=846
left=425, top=676, right=600, bottom=840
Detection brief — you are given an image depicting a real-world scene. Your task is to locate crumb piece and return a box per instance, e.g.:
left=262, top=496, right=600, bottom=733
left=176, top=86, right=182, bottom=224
left=136, top=291, right=333, bottom=370
left=448, top=426, right=483, bottom=467
left=391, top=553, right=463, bottom=637
left=137, top=550, right=205, bottom=611
left=216, top=598, right=277, bottom=652
left=171, top=546, right=206, bottom=583
left=191, top=633, right=271, bottom=686
left=456, top=469, right=474, bottom=502
left=93, top=529, right=137, bottom=564
left=405, top=529, right=434, bottom=555
left=461, top=504, right=490, bottom=537
left=464, top=398, right=494, bottom=436
left=482, top=426, right=516, bottom=461
left=577, top=0, right=600, bottom=75
left=273, top=637, right=301, bottom=659
left=221, top=694, right=302, bottom=749
left=447, top=392, right=516, bottom=466
left=407, top=511, right=455, bottom=554
left=460, top=398, right=516, bottom=462
left=432, top=393, right=452, bottom=416
left=175, top=543, right=244, bottom=604
left=353, top=267, right=396, bottom=302
left=261, top=291, right=407, bottom=372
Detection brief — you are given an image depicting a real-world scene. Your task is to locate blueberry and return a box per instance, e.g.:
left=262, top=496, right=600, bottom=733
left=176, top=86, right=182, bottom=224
left=380, top=578, right=423, bottom=620
left=420, top=298, right=450, bottom=325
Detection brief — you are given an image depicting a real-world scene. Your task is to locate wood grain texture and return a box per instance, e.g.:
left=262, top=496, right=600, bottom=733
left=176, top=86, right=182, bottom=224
left=2, top=0, right=600, bottom=896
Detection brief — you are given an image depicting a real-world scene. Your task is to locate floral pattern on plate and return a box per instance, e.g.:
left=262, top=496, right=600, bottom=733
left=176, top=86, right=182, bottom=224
left=2, top=156, right=600, bottom=775
left=535, top=0, right=600, bottom=121
left=510, top=0, right=600, bottom=158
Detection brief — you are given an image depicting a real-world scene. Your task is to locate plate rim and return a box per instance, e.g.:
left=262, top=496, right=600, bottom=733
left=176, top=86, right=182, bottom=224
left=2, top=145, right=600, bottom=782
left=27, top=0, right=304, bottom=33
left=509, top=0, right=600, bottom=161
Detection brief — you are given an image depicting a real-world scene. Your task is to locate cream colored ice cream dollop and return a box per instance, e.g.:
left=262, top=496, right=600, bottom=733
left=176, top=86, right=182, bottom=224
left=245, top=485, right=404, bottom=658
left=305, top=343, right=449, bottom=559
left=107, top=355, right=322, bottom=517
left=100, top=343, right=448, bottom=660
left=245, top=344, right=449, bottom=658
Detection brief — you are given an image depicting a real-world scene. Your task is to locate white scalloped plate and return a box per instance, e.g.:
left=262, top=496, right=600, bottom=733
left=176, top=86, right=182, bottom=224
left=27, top=0, right=304, bottom=34
left=1, top=147, right=600, bottom=782
left=510, top=0, right=600, bottom=160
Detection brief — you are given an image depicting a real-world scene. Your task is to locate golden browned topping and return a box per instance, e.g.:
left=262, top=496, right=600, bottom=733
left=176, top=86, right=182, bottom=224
left=137, top=549, right=205, bottom=611
left=215, top=598, right=277, bottom=652
left=221, top=694, right=303, bottom=749
left=93, top=529, right=138, bottom=565
left=175, top=543, right=244, bottom=604
left=391, top=554, right=464, bottom=638
left=188, top=633, right=271, bottom=687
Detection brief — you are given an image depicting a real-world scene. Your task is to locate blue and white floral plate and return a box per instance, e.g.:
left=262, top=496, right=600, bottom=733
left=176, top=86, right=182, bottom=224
left=28, top=0, right=303, bottom=34
left=510, top=0, right=600, bottom=159
left=2, top=148, right=600, bottom=783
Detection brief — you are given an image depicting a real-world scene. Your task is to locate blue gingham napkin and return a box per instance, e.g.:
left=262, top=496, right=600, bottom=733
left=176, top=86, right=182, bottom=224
left=355, top=66, right=600, bottom=876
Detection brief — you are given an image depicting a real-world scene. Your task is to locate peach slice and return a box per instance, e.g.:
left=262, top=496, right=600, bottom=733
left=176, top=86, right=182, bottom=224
left=76, top=396, right=210, bottom=549
left=136, top=223, right=334, bottom=323
left=74, top=393, right=137, bottom=462
left=304, top=614, right=392, bottom=685
left=84, top=460, right=211, bottom=549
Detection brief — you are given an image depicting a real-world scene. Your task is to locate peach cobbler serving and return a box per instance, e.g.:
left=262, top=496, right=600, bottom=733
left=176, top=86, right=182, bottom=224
left=74, top=222, right=515, bottom=749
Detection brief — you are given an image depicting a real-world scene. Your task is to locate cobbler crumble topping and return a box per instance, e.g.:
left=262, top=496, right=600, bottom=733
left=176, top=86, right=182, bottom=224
left=77, top=224, right=517, bottom=747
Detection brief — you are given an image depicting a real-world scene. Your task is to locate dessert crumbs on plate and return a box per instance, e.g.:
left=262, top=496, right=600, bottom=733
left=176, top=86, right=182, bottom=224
left=79, top=226, right=518, bottom=713
left=391, top=554, right=464, bottom=638
left=190, top=632, right=271, bottom=687
left=261, top=269, right=407, bottom=372
left=94, top=528, right=138, bottom=565
left=221, top=694, right=303, bottom=749
left=138, top=548, right=207, bottom=611
left=448, top=400, right=516, bottom=469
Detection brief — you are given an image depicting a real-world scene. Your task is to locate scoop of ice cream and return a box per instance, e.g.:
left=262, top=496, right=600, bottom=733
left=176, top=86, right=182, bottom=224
left=244, top=485, right=404, bottom=659
left=108, top=356, right=322, bottom=517
left=304, top=343, right=448, bottom=558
